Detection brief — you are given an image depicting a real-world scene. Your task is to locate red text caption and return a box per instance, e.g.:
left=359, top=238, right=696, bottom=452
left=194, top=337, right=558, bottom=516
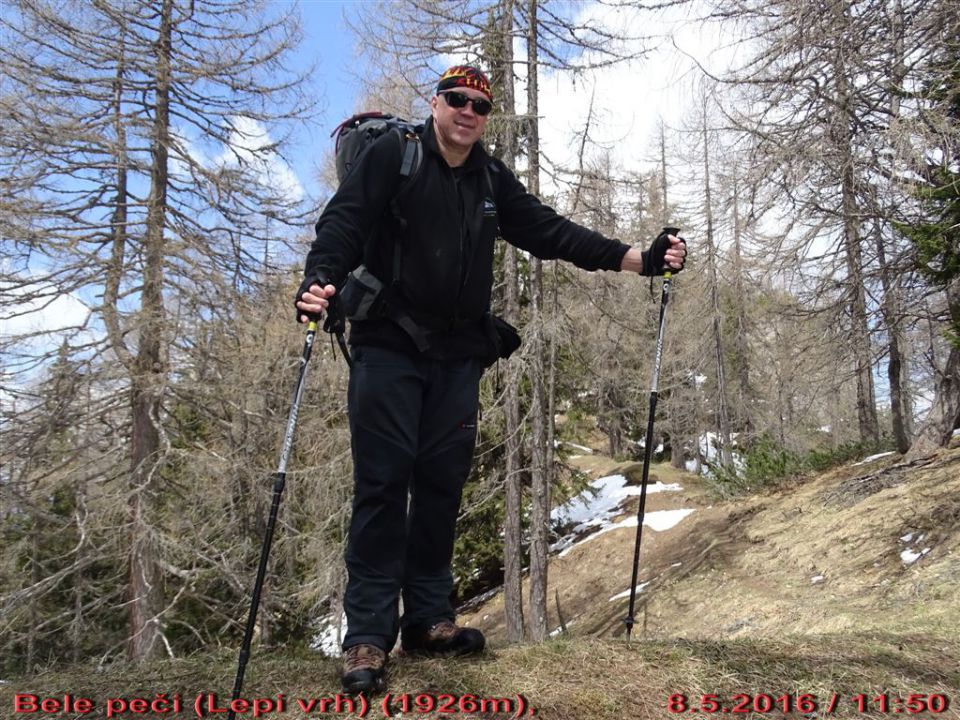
left=667, top=692, right=951, bottom=715
left=13, top=691, right=538, bottom=718
left=381, top=692, right=535, bottom=717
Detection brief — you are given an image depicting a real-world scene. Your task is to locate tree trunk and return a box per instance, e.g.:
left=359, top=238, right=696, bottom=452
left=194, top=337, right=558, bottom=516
left=875, top=227, right=911, bottom=453
left=128, top=0, right=173, bottom=663
left=877, top=0, right=912, bottom=454
left=657, top=123, right=686, bottom=470
left=659, top=121, right=669, bottom=224
left=499, top=0, right=524, bottom=645
left=702, top=103, right=733, bottom=469
left=731, top=174, right=754, bottom=439
left=842, top=174, right=879, bottom=446
left=526, top=0, right=549, bottom=642
left=835, top=49, right=879, bottom=446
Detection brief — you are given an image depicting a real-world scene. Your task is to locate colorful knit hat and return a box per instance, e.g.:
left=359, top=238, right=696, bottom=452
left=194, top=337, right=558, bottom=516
left=436, top=65, right=493, bottom=102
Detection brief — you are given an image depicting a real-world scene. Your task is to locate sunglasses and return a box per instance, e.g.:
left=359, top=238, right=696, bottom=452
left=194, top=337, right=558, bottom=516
left=440, top=91, right=493, bottom=116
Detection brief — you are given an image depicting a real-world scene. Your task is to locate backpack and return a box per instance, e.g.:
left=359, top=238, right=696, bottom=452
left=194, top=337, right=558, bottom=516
left=320, top=113, right=425, bottom=363
left=331, top=112, right=422, bottom=185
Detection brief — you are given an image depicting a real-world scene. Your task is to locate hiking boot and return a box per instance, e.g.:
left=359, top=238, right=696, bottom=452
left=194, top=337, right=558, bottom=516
left=341, top=643, right=387, bottom=694
left=401, top=620, right=486, bottom=657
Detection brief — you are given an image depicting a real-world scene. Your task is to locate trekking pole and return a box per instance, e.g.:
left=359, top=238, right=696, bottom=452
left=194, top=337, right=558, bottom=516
left=227, top=319, right=319, bottom=719
left=623, top=228, right=679, bottom=641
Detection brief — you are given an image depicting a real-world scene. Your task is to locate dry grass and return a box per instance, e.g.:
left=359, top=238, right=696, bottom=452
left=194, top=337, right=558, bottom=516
left=3, top=633, right=957, bottom=719
left=4, top=446, right=958, bottom=719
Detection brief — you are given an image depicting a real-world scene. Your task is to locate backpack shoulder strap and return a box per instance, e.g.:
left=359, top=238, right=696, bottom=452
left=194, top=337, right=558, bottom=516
left=389, top=125, right=423, bottom=285
left=398, top=126, right=422, bottom=179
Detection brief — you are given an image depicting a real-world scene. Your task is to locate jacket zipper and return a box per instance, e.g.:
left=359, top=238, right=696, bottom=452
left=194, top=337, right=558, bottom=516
left=452, top=170, right=464, bottom=325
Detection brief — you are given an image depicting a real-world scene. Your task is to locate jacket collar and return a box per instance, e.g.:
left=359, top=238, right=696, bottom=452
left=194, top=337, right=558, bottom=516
left=423, top=117, right=491, bottom=172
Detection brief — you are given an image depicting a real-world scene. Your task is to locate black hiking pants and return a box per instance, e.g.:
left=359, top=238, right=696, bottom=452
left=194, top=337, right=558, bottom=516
left=342, top=345, right=482, bottom=651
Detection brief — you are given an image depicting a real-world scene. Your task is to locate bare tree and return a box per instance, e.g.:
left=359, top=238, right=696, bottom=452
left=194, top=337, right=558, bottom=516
left=1, top=0, right=313, bottom=663
left=697, top=89, right=734, bottom=469
left=710, top=0, right=920, bottom=446
left=899, top=9, right=960, bottom=456
left=712, top=0, right=956, bottom=456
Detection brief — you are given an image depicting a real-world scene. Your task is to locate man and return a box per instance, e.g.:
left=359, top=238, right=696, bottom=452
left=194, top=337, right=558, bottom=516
left=296, top=65, right=686, bottom=693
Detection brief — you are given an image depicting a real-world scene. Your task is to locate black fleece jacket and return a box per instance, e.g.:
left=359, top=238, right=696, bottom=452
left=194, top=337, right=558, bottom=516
left=304, top=117, right=631, bottom=359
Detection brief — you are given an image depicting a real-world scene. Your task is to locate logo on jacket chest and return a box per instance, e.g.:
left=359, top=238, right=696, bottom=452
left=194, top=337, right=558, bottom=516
left=483, top=197, right=497, bottom=217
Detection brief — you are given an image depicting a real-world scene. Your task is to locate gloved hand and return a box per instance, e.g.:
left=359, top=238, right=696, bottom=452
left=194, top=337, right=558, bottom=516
left=640, top=226, right=686, bottom=276
left=294, top=270, right=338, bottom=324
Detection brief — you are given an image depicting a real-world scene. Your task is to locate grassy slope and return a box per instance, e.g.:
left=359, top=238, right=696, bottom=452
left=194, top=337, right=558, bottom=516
left=3, top=445, right=959, bottom=719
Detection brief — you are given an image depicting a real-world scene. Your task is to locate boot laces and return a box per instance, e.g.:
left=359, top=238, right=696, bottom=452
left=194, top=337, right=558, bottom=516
left=343, top=644, right=384, bottom=672
left=427, top=620, right=459, bottom=640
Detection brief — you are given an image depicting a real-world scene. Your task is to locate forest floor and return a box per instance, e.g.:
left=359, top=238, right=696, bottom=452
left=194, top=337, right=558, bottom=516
left=3, top=440, right=959, bottom=719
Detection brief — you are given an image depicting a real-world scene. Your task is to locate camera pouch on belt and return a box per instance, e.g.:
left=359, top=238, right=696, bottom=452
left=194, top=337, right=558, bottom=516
left=483, top=312, right=521, bottom=367
left=339, top=265, right=385, bottom=321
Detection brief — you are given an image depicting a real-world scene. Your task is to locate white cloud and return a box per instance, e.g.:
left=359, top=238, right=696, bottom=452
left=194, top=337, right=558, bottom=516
left=0, top=280, right=90, bottom=339
left=218, top=116, right=305, bottom=204
left=525, top=0, right=735, bottom=193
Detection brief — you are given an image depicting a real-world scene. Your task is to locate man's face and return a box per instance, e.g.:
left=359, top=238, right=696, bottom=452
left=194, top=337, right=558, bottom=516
left=430, top=87, right=489, bottom=154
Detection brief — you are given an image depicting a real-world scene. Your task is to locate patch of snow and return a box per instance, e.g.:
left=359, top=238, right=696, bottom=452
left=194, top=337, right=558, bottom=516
left=685, top=433, right=746, bottom=477
left=311, top=613, right=347, bottom=657
left=852, top=451, right=895, bottom=466
left=671, top=562, right=682, bottom=568
left=819, top=425, right=832, bottom=433
left=646, top=508, right=696, bottom=531
left=900, top=533, right=914, bottom=543
left=562, top=442, right=594, bottom=454
left=556, top=516, right=634, bottom=556
left=811, top=575, right=825, bottom=584
left=900, top=548, right=931, bottom=565
left=548, top=620, right=576, bottom=637
left=550, top=474, right=681, bottom=528
left=608, top=582, right=649, bottom=601
left=556, top=508, right=695, bottom=557
left=457, top=584, right=501, bottom=613
left=953, top=428, right=960, bottom=438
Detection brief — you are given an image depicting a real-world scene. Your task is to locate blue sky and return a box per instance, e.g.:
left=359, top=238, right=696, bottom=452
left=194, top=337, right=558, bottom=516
left=287, top=1, right=370, bottom=199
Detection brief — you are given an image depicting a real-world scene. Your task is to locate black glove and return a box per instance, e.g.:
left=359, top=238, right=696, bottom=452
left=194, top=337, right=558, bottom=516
left=294, top=270, right=335, bottom=324
left=640, top=226, right=685, bottom=276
